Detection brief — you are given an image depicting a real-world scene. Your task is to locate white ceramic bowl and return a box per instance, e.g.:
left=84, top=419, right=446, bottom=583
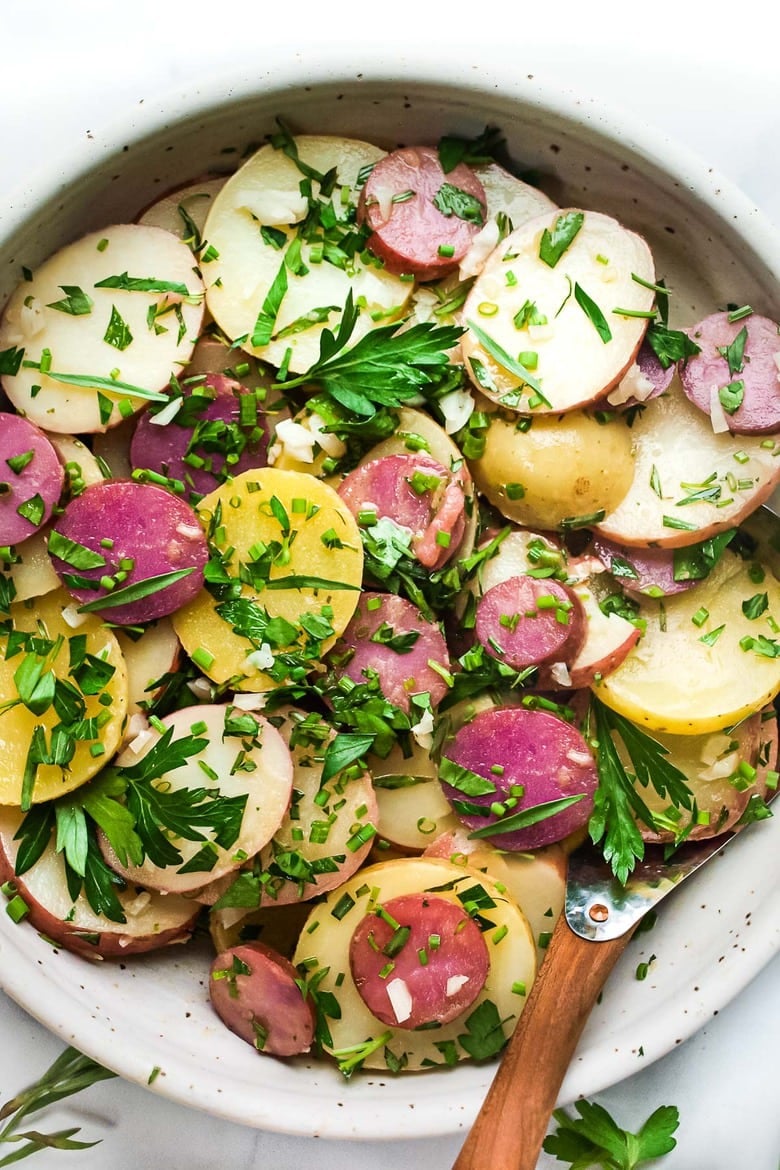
left=0, top=58, right=778, bottom=1141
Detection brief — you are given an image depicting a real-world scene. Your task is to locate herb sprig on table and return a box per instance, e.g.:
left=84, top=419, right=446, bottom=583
left=0, top=1046, right=114, bottom=1166
left=544, top=1100, right=681, bottom=1169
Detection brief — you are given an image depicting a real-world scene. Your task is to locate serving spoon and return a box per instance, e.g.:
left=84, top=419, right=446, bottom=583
left=451, top=771, right=777, bottom=1170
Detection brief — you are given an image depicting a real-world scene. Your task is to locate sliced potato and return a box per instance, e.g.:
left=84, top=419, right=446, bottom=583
left=2, top=527, right=61, bottom=602
left=102, top=703, right=293, bottom=894
left=0, top=807, right=197, bottom=959
left=137, top=177, right=227, bottom=242
left=596, top=551, right=780, bottom=733
left=172, top=468, right=363, bottom=690
left=115, top=617, right=181, bottom=716
left=595, top=376, right=780, bottom=547
left=202, top=135, right=413, bottom=374
left=0, top=590, right=128, bottom=804
left=372, top=737, right=456, bottom=853
left=470, top=409, right=635, bottom=529
left=473, top=163, right=557, bottom=230
left=0, top=225, right=204, bottom=433
left=293, top=856, right=536, bottom=1071
left=461, top=209, right=654, bottom=413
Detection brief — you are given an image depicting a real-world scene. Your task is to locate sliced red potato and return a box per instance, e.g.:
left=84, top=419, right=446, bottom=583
left=0, top=224, right=204, bottom=433
left=115, top=617, right=181, bottom=716
left=0, top=808, right=198, bottom=960
left=595, top=550, right=780, bottom=734
left=292, top=856, right=536, bottom=1071
left=209, top=941, right=315, bottom=1057
left=460, top=209, right=654, bottom=413
left=473, top=163, right=557, bottom=233
left=197, top=707, right=377, bottom=908
left=595, top=375, right=780, bottom=548
left=49, top=480, right=208, bottom=625
left=349, top=892, right=490, bottom=1028
left=566, top=576, right=641, bottom=689
left=626, top=713, right=768, bottom=843
left=470, top=408, right=635, bottom=530
left=0, top=589, right=127, bottom=805
left=680, top=311, right=780, bottom=435
left=100, top=703, right=293, bottom=894
left=358, top=146, right=487, bottom=282
left=172, top=468, right=363, bottom=691
left=0, top=414, right=64, bottom=545
left=137, top=176, right=227, bottom=246
left=423, top=831, right=566, bottom=965
left=440, top=706, right=598, bottom=850
left=590, top=536, right=696, bottom=599
left=91, top=416, right=135, bottom=479
left=475, top=575, right=585, bottom=673
left=202, top=135, right=412, bottom=374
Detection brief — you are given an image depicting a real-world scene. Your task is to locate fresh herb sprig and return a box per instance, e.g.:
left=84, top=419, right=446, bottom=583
left=277, top=290, right=462, bottom=417
left=0, top=1045, right=115, bottom=1166
left=587, top=698, right=694, bottom=883
left=544, top=1100, right=680, bottom=1169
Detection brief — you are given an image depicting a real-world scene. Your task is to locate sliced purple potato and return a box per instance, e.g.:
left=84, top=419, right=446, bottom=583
left=461, top=209, right=655, bottom=414
left=606, top=339, right=675, bottom=407
left=327, top=591, right=451, bottom=714
left=680, top=311, right=780, bottom=435
left=0, top=224, right=204, bottom=433
left=590, top=536, right=697, bottom=598
left=595, top=375, right=780, bottom=547
left=0, top=414, right=64, bottom=544
left=0, top=807, right=197, bottom=960
left=440, top=706, right=598, bottom=849
left=130, top=373, right=271, bottom=499
left=475, top=574, right=585, bottom=672
left=210, top=941, right=316, bottom=1057
left=49, top=479, right=208, bottom=624
left=349, top=892, right=489, bottom=1028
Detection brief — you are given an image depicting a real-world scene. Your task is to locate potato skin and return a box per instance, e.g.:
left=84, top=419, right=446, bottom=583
left=470, top=411, right=634, bottom=530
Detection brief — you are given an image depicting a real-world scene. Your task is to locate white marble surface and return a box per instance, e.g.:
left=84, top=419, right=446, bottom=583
left=0, top=3, right=778, bottom=1167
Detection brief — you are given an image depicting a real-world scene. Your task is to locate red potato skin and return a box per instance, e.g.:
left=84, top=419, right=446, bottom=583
left=440, top=706, right=598, bottom=850
left=209, top=942, right=316, bottom=1057
left=130, top=374, right=271, bottom=500
left=475, top=575, right=586, bottom=671
left=349, top=893, right=489, bottom=1029
left=328, top=591, right=451, bottom=713
left=0, top=413, right=64, bottom=544
left=680, top=311, right=780, bottom=434
left=49, top=479, right=208, bottom=624
left=0, top=839, right=197, bottom=961
left=338, top=452, right=468, bottom=570
left=358, top=146, right=487, bottom=281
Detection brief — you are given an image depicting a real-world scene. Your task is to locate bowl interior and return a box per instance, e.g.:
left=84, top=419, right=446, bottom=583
left=1, top=64, right=778, bottom=1141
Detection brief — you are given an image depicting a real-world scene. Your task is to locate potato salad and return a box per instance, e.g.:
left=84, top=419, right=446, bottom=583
left=0, top=123, right=778, bottom=1076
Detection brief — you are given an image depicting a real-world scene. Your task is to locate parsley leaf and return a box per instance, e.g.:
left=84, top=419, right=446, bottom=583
left=456, top=999, right=508, bottom=1061
left=437, top=125, right=504, bottom=173
left=539, top=211, right=584, bottom=268
left=645, top=323, right=700, bottom=369
left=46, top=285, right=94, bottom=316
left=432, top=183, right=485, bottom=225
left=544, top=1100, right=680, bottom=1169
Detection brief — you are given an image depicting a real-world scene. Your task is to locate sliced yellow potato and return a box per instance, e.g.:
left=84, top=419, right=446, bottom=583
left=0, top=589, right=128, bottom=804
left=470, top=408, right=635, bottom=529
left=2, top=528, right=61, bottom=603
left=0, top=225, right=204, bottom=433
left=595, top=376, right=780, bottom=547
left=293, top=856, right=536, bottom=1072
left=596, top=551, right=780, bottom=733
left=202, top=135, right=413, bottom=374
left=461, top=209, right=654, bottom=413
left=172, top=468, right=363, bottom=690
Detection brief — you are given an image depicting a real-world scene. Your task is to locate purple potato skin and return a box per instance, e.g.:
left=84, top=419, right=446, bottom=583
left=328, top=591, right=451, bottom=713
left=591, top=536, right=696, bottom=598
left=49, top=479, right=207, bottom=624
left=475, top=575, right=585, bottom=670
left=680, top=311, right=780, bottom=435
left=130, top=374, right=271, bottom=499
left=440, top=706, right=598, bottom=849
left=0, top=413, right=64, bottom=544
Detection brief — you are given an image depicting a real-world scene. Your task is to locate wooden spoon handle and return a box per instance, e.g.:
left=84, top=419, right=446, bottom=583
left=452, top=915, right=636, bottom=1170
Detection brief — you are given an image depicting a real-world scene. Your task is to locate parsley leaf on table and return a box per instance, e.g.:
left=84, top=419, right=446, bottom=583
left=543, top=1100, right=680, bottom=1169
